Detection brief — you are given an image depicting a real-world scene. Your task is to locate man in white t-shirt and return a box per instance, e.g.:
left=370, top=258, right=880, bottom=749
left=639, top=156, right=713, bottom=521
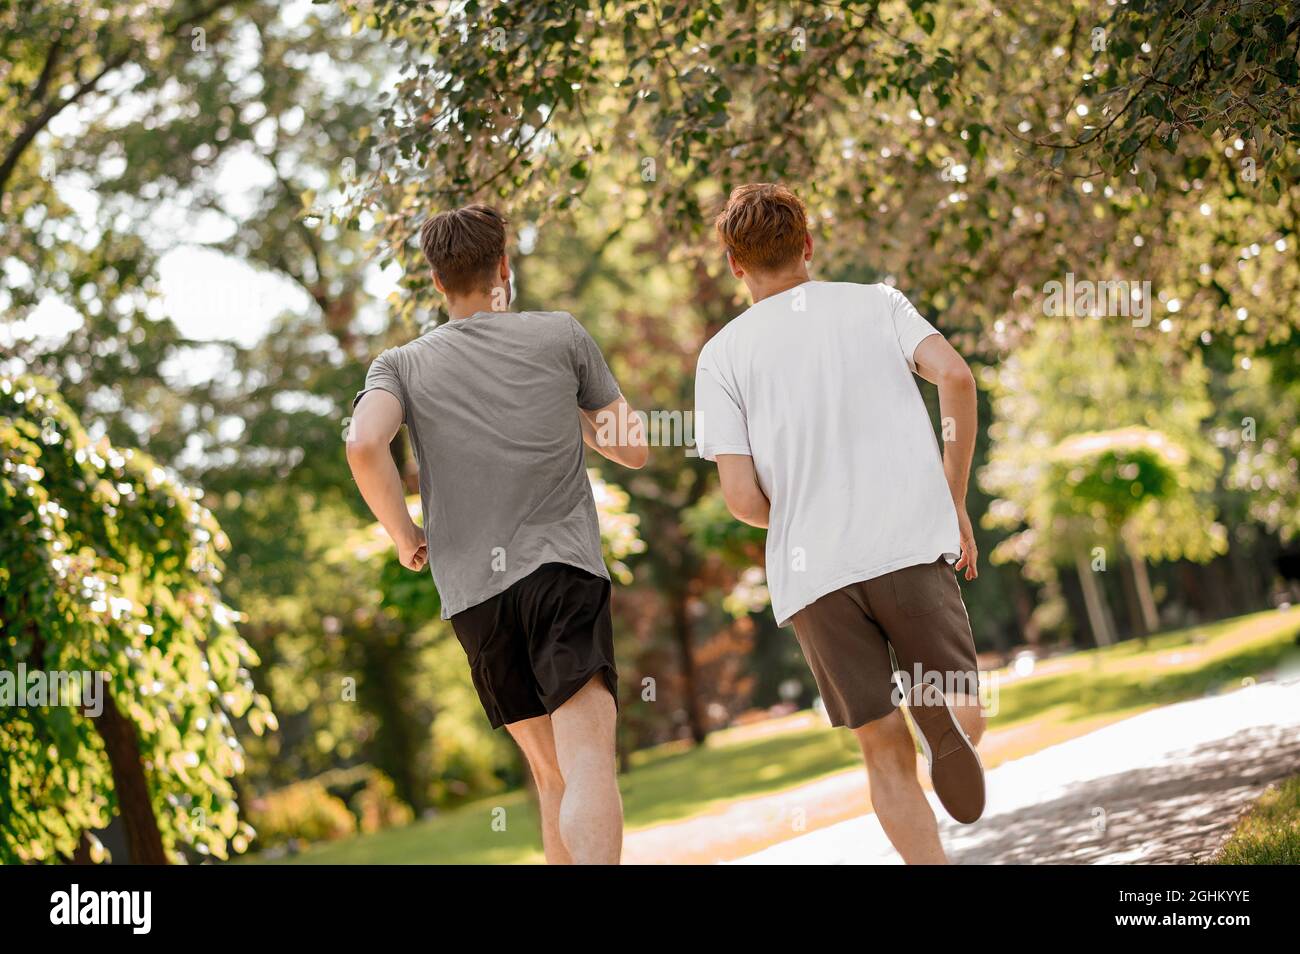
left=694, top=183, right=986, bottom=862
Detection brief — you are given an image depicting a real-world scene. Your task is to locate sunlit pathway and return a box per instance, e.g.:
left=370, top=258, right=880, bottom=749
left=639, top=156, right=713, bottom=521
left=731, top=673, right=1300, bottom=865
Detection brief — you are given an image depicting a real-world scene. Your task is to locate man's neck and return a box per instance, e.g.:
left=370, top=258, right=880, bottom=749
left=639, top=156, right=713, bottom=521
left=446, top=285, right=509, bottom=320
left=747, top=267, right=812, bottom=304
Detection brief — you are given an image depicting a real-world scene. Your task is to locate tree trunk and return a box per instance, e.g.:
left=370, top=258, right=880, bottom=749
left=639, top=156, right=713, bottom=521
left=1126, top=554, right=1159, bottom=637
left=637, top=460, right=712, bottom=747
left=91, top=691, right=168, bottom=864
left=1203, top=558, right=1236, bottom=621
left=1119, top=527, right=1158, bottom=637
left=1011, top=574, right=1040, bottom=648
left=1228, top=544, right=1262, bottom=613
left=362, top=629, right=428, bottom=813
left=668, top=588, right=707, bottom=745
left=1178, top=562, right=1206, bottom=622
left=1075, top=551, right=1116, bottom=647
left=62, top=831, right=95, bottom=864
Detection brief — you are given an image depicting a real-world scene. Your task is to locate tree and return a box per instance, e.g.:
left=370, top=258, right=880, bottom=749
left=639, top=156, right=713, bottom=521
left=2, top=0, right=252, bottom=426
left=981, top=320, right=1224, bottom=645
left=2, top=1, right=463, bottom=816
left=516, top=192, right=747, bottom=743
left=1050, top=427, right=1195, bottom=638
left=1222, top=353, right=1300, bottom=545
left=1, top=375, right=273, bottom=863
left=343, top=0, right=1298, bottom=358
left=1039, top=0, right=1298, bottom=188
left=333, top=0, right=1297, bottom=722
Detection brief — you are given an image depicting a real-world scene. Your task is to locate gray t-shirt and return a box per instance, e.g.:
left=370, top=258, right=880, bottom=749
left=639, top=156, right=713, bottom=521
left=355, top=310, right=621, bottom=618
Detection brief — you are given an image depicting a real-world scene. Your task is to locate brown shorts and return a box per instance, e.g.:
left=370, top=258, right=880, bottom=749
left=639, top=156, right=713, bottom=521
left=790, top=558, right=979, bottom=729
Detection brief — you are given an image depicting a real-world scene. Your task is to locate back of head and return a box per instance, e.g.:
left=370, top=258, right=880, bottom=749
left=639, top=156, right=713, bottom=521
left=419, top=204, right=508, bottom=295
left=714, top=183, right=808, bottom=273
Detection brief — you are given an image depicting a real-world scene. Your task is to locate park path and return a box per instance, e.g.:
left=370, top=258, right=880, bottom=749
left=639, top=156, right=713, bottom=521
left=730, top=674, right=1300, bottom=865
left=620, top=706, right=1148, bottom=864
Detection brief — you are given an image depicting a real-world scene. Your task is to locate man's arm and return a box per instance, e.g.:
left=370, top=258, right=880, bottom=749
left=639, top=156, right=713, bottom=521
left=345, top=390, right=427, bottom=571
left=913, top=334, right=979, bottom=580
left=580, top=394, right=649, bottom=469
left=716, top=454, right=770, bottom=529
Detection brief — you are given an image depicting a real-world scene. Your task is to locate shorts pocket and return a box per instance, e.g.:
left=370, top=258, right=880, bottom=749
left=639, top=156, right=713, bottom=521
left=891, top=561, right=946, bottom=617
left=450, top=620, right=484, bottom=666
left=450, top=598, right=506, bottom=667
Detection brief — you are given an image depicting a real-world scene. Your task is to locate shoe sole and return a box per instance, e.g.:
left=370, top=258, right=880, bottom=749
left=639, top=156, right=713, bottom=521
left=906, top=683, right=986, bottom=824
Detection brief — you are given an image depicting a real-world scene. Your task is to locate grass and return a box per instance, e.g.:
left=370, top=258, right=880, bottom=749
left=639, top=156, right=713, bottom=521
left=267, top=717, right=862, bottom=865
left=1213, top=774, right=1300, bottom=865
left=253, top=606, right=1300, bottom=865
left=268, top=788, right=545, bottom=865
left=986, top=607, right=1300, bottom=730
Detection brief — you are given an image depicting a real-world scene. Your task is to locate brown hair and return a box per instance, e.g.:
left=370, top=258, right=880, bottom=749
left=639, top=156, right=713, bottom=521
left=419, top=204, right=508, bottom=295
left=713, top=183, right=808, bottom=272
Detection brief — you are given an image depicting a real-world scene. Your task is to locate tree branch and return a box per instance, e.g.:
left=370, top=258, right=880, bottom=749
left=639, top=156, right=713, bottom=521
left=0, top=0, right=245, bottom=199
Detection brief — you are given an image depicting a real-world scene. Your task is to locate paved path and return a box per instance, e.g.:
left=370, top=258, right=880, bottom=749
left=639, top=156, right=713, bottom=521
left=732, top=675, right=1300, bottom=865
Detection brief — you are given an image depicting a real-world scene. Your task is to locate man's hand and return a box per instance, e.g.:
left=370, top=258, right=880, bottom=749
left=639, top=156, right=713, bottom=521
left=395, top=521, right=427, bottom=572
left=954, top=506, right=978, bottom=581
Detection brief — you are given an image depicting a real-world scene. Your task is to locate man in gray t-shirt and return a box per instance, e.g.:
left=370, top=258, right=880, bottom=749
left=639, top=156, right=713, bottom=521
left=346, top=205, right=647, bottom=864
left=357, top=309, right=621, bottom=619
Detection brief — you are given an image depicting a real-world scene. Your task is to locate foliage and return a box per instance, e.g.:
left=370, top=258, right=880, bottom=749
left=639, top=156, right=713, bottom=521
left=1221, top=355, right=1300, bottom=541
left=245, top=778, right=357, bottom=849
left=0, top=374, right=272, bottom=862
left=982, top=321, right=1225, bottom=578
left=1053, top=0, right=1299, bottom=186
left=1049, top=428, right=1184, bottom=524
left=343, top=0, right=1298, bottom=360
left=683, top=488, right=765, bottom=569
left=245, top=763, right=413, bottom=849
left=590, top=468, right=648, bottom=583
left=5, top=0, right=1297, bottom=852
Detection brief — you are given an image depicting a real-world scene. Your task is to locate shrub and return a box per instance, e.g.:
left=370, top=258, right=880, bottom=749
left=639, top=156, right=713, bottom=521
left=246, top=779, right=356, bottom=849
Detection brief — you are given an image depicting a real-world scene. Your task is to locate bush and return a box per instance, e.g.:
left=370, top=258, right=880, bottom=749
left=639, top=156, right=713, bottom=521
left=348, top=770, right=414, bottom=834
left=248, top=765, right=415, bottom=850
left=247, top=780, right=356, bottom=849
left=0, top=375, right=271, bottom=863
left=314, top=764, right=414, bottom=834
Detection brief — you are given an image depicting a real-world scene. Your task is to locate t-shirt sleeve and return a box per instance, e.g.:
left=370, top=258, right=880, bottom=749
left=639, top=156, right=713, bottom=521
left=883, top=285, right=942, bottom=373
left=693, top=356, right=751, bottom=461
left=353, top=349, right=407, bottom=421
left=569, top=316, right=621, bottom=411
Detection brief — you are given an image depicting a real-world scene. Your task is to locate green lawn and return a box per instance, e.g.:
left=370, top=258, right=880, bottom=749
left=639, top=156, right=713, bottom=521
left=254, top=606, right=1300, bottom=865
left=987, top=607, right=1300, bottom=729
left=1214, top=774, right=1300, bottom=865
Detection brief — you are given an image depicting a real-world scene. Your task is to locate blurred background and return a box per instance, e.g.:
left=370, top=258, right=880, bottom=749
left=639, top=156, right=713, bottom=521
left=2, top=0, right=1298, bottom=865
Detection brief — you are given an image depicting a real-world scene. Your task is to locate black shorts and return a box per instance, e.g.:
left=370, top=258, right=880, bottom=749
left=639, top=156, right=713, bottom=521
left=450, top=563, right=618, bottom=729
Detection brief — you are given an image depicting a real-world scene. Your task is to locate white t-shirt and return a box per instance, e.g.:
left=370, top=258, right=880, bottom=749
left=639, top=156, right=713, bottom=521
left=694, top=281, right=960, bottom=626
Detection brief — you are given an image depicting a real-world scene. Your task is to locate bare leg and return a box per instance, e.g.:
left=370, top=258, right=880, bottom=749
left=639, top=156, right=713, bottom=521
left=549, top=674, right=622, bottom=864
left=505, top=715, right=572, bottom=865
left=948, top=693, right=986, bottom=746
left=853, top=709, right=949, bottom=864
